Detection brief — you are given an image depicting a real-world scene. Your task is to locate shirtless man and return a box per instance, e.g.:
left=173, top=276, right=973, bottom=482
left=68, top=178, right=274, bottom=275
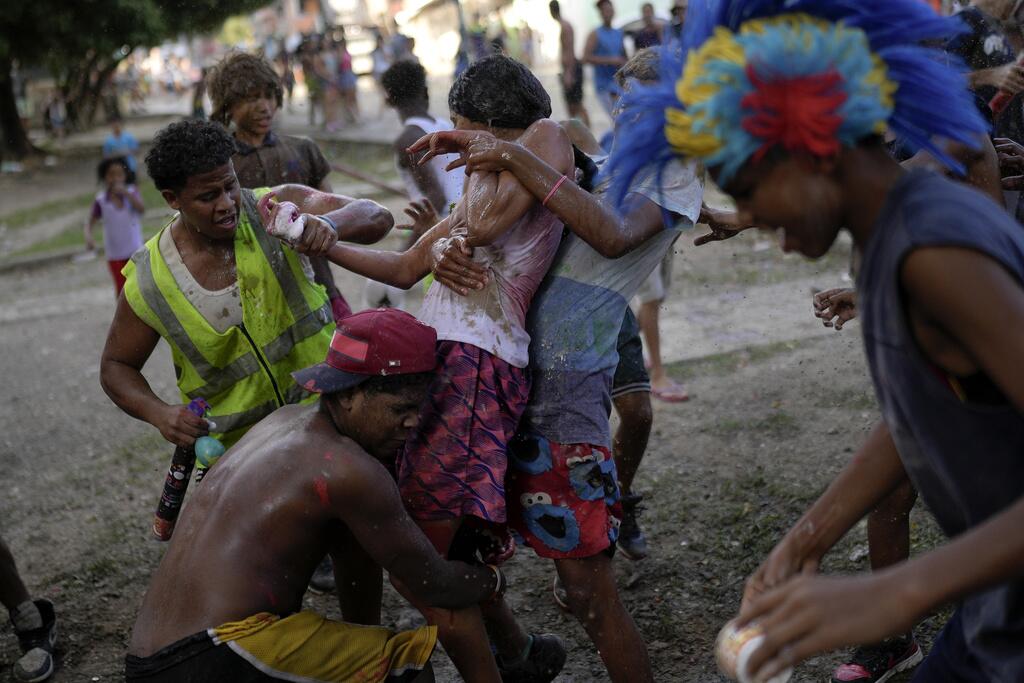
left=125, top=309, right=506, bottom=682
left=550, top=0, right=590, bottom=126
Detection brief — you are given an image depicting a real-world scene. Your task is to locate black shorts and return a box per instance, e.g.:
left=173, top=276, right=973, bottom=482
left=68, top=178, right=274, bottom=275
left=612, top=308, right=651, bottom=399
left=563, top=63, right=584, bottom=106
left=125, top=630, right=272, bottom=682
left=125, top=612, right=434, bottom=683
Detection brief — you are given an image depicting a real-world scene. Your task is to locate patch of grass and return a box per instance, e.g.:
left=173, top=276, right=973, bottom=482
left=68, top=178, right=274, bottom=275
left=0, top=191, right=95, bottom=231
left=701, top=473, right=821, bottom=573
left=665, top=338, right=811, bottom=378
left=139, top=180, right=164, bottom=207
left=677, top=233, right=853, bottom=291
left=9, top=219, right=88, bottom=256
left=9, top=211, right=170, bottom=258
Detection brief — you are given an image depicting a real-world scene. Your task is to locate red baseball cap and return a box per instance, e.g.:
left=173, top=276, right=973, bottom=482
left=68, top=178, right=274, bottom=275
left=292, top=308, right=437, bottom=394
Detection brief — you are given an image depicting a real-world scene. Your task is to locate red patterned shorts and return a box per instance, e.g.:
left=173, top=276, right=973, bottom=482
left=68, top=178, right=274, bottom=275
left=507, top=433, right=622, bottom=560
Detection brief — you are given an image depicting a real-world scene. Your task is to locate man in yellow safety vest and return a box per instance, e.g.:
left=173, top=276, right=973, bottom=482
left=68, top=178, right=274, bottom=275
left=100, top=119, right=393, bottom=450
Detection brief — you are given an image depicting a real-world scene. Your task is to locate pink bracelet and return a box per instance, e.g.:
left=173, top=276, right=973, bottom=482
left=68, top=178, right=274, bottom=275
left=542, top=175, right=569, bottom=207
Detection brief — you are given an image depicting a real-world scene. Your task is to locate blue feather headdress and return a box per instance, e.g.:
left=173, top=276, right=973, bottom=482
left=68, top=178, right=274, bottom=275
left=604, top=0, right=988, bottom=206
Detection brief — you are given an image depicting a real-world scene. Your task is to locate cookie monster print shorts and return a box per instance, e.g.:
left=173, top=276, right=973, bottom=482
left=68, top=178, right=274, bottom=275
left=506, top=433, right=622, bottom=559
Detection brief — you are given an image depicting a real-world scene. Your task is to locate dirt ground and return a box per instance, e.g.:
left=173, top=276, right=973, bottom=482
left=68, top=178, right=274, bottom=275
left=0, top=145, right=950, bottom=682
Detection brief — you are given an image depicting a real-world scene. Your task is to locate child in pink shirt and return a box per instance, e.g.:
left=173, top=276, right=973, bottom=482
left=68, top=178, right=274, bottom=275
left=85, top=157, right=145, bottom=295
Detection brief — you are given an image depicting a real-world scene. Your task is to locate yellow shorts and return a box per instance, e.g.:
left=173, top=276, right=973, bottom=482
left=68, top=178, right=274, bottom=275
left=213, top=611, right=436, bottom=682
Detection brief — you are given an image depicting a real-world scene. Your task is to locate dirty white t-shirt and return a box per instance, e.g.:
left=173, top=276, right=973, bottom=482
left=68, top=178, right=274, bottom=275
left=159, top=228, right=243, bottom=334
left=417, top=202, right=563, bottom=368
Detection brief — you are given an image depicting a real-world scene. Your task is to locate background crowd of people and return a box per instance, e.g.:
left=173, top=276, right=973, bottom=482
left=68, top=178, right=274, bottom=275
left=4, top=0, right=1024, bottom=682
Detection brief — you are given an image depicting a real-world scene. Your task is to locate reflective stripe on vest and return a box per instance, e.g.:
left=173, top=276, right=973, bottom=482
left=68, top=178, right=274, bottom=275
left=240, top=190, right=333, bottom=364
left=132, top=248, right=263, bottom=400
left=214, top=384, right=310, bottom=435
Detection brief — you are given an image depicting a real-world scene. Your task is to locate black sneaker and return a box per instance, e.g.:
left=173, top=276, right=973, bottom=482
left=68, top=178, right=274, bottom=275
left=496, top=633, right=567, bottom=683
left=831, top=634, right=924, bottom=683
left=12, top=599, right=56, bottom=682
left=617, top=493, right=649, bottom=561
left=309, top=555, right=336, bottom=594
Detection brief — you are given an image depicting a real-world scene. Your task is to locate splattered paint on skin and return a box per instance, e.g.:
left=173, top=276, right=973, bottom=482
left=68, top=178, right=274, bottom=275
left=314, top=477, right=331, bottom=507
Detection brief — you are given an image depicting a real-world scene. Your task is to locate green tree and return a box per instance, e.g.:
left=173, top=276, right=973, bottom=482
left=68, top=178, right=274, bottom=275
left=0, top=0, right=272, bottom=159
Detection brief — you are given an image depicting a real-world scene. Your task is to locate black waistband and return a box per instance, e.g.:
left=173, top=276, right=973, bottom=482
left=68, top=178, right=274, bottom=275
left=124, top=630, right=215, bottom=678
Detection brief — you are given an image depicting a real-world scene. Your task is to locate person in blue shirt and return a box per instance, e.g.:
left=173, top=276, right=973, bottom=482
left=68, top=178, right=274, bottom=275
left=102, top=117, right=139, bottom=178
left=584, top=0, right=628, bottom=117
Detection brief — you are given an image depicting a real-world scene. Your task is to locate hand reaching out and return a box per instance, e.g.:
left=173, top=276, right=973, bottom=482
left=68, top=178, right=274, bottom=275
left=407, top=130, right=515, bottom=175
left=396, top=199, right=440, bottom=238
left=257, top=190, right=279, bottom=226
left=813, top=288, right=858, bottom=330
left=991, top=62, right=1024, bottom=97
left=994, top=138, right=1024, bottom=190
left=694, top=205, right=751, bottom=246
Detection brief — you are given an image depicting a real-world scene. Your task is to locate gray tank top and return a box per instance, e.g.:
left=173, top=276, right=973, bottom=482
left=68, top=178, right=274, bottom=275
left=858, top=169, right=1024, bottom=681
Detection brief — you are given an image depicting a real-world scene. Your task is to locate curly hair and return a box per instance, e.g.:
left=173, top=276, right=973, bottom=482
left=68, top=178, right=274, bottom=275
left=381, top=60, right=428, bottom=108
left=207, top=51, right=284, bottom=126
left=145, top=119, right=237, bottom=192
left=448, top=55, right=551, bottom=130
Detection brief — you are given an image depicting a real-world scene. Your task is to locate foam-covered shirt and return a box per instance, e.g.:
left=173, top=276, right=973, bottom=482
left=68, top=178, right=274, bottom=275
left=418, top=201, right=563, bottom=368
left=858, top=169, right=1024, bottom=681
left=521, top=158, right=703, bottom=446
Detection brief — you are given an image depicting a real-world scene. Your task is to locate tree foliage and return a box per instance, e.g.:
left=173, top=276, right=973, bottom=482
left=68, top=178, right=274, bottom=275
left=0, top=0, right=273, bottom=157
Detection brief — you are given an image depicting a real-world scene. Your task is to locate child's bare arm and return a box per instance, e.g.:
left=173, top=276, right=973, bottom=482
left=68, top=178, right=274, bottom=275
left=84, top=213, right=99, bottom=251
left=324, top=216, right=451, bottom=289
left=127, top=187, right=145, bottom=213
left=462, top=119, right=573, bottom=247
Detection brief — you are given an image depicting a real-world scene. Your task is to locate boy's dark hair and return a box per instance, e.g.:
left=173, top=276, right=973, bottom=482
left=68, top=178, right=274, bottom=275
left=448, top=55, right=551, bottom=130
left=207, top=51, right=284, bottom=126
left=549, top=0, right=561, bottom=18
left=596, top=0, right=612, bottom=8
left=145, top=119, right=237, bottom=192
left=97, top=156, right=130, bottom=182
left=381, top=61, right=428, bottom=108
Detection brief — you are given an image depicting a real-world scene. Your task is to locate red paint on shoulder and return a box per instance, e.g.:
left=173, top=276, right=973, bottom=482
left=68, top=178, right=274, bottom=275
left=314, top=477, right=331, bottom=507
left=264, top=587, right=277, bottom=607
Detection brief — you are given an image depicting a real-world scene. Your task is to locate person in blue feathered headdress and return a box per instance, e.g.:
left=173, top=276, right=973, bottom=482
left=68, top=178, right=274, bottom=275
left=606, top=1, right=1024, bottom=682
